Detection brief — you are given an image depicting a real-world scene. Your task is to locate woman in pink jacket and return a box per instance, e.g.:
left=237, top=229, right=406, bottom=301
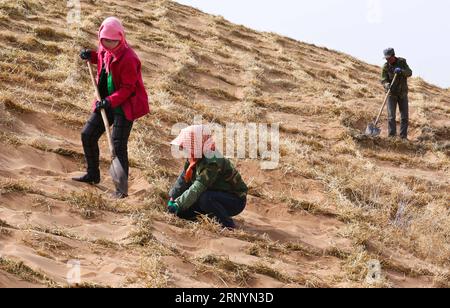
left=74, top=17, right=149, bottom=198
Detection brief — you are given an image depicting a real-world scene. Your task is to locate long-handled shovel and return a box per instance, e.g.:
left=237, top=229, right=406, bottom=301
left=87, top=62, right=128, bottom=196
left=365, top=73, right=398, bottom=137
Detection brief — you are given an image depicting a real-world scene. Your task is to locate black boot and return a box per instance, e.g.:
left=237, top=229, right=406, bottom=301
left=72, top=173, right=100, bottom=185
left=111, top=190, right=128, bottom=199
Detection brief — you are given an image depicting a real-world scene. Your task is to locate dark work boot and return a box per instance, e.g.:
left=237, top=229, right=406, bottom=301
left=111, top=190, right=128, bottom=199
left=72, top=173, right=100, bottom=185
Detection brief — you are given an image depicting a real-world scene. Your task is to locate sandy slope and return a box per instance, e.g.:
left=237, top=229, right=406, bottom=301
left=0, top=0, right=449, bottom=288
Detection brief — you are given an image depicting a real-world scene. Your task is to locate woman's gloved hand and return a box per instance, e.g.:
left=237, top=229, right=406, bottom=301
left=80, top=49, right=92, bottom=61
left=167, top=199, right=179, bottom=214
left=95, top=98, right=110, bottom=112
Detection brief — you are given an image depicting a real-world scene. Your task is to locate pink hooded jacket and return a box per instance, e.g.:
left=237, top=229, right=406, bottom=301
left=89, top=17, right=150, bottom=121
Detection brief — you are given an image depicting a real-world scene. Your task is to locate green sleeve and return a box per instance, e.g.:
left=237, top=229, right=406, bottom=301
left=169, top=161, right=191, bottom=200
left=402, top=60, right=413, bottom=78
left=175, top=161, right=220, bottom=212
left=169, top=171, right=190, bottom=200
left=175, top=180, right=208, bottom=212
left=381, top=64, right=390, bottom=85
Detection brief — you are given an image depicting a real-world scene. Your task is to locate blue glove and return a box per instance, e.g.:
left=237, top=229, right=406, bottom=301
left=95, top=98, right=110, bottom=112
left=80, top=49, right=91, bottom=61
left=168, top=200, right=179, bottom=214
left=394, top=68, right=403, bottom=75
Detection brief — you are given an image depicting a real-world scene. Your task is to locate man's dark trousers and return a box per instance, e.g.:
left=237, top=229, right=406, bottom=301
left=387, top=94, right=409, bottom=139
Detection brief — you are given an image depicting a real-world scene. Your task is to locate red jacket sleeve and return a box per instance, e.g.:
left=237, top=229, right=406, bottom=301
left=89, top=51, right=99, bottom=65
left=107, top=57, right=139, bottom=108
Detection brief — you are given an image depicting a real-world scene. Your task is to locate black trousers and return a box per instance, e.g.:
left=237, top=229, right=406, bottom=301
left=387, top=95, right=409, bottom=138
left=177, top=191, right=247, bottom=229
left=81, top=109, right=133, bottom=179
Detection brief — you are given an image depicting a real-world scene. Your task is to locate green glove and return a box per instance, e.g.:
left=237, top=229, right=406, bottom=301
left=168, top=200, right=179, bottom=214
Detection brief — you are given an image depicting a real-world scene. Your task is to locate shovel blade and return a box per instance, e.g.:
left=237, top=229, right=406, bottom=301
left=365, top=123, right=381, bottom=137
left=109, top=158, right=128, bottom=195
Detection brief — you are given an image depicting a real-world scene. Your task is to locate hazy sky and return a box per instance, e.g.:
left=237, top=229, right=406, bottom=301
left=175, top=0, right=450, bottom=88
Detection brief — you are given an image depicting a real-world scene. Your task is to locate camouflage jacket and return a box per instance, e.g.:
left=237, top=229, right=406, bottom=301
left=381, top=57, right=413, bottom=97
left=169, top=156, right=248, bottom=212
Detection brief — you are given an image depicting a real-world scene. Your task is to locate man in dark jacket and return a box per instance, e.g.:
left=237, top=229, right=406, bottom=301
left=381, top=48, right=413, bottom=139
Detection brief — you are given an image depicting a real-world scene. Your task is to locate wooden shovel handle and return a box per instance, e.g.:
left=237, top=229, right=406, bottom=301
left=87, top=62, right=115, bottom=159
left=374, top=74, right=398, bottom=126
